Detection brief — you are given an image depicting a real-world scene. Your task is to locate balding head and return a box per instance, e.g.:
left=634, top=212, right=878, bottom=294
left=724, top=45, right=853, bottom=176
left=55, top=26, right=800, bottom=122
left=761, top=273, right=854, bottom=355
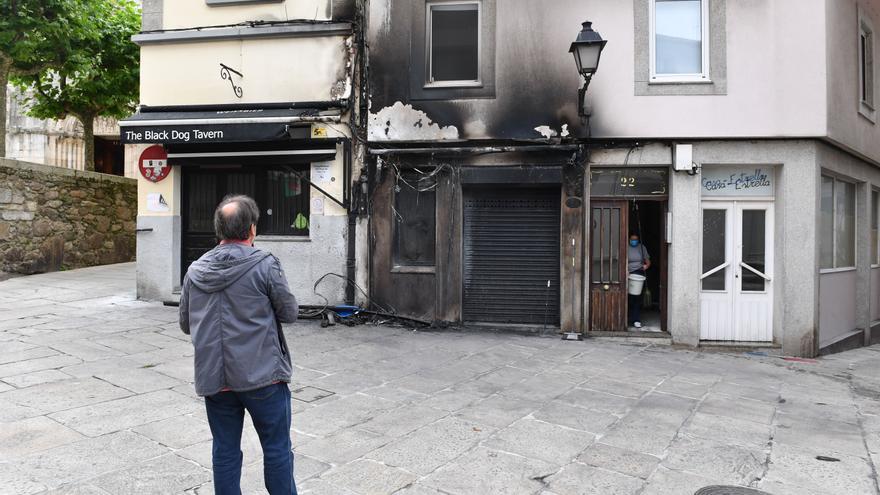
left=214, top=195, right=260, bottom=241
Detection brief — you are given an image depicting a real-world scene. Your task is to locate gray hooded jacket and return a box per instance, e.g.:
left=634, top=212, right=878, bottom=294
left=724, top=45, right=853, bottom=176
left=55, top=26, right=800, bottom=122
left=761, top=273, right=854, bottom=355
left=179, top=243, right=298, bottom=397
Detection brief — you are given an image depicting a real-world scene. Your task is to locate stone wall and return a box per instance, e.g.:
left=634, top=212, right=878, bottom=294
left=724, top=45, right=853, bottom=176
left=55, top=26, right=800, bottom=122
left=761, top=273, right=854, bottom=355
left=0, top=159, right=137, bottom=274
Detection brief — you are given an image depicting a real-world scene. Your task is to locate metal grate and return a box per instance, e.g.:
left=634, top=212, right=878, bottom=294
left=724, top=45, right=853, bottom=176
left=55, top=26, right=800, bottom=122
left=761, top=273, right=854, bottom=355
left=291, top=386, right=334, bottom=403
left=694, top=487, right=771, bottom=495
left=462, top=188, right=561, bottom=325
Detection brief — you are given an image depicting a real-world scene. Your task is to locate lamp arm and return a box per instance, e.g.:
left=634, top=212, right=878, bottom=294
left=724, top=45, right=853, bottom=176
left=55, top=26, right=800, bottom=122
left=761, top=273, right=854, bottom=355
left=577, top=75, right=592, bottom=118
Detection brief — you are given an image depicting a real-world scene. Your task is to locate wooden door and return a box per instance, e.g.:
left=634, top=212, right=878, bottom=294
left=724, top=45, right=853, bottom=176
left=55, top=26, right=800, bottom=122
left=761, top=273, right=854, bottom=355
left=589, top=201, right=628, bottom=331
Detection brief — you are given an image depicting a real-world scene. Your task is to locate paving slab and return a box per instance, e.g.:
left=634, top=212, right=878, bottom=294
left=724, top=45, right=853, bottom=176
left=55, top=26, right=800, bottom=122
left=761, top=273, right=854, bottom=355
left=544, top=462, right=645, bottom=495
left=367, top=416, right=493, bottom=475
left=132, top=415, right=213, bottom=449
left=320, top=459, right=417, bottom=494
left=49, top=389, right=202, bottom=437
left=3, top=369, right=73, bottom=388
left=484, top=418, right=594, bottom=465
left=662, top=435, right=765, bottom=486
left=15, top=430, right=170, bottom=489
left=90, top=454, right=209, bottom=495
left=0, top=416, right=84, bottom=460
left=576, top=442, right=661, bottom=480
left=421, top=446, right=557, bottom=495
left=296, top=428, right=393, bottom=465
left=532, top=400, right=619, bottom=435
left=1, top=263, right=879, bottom=494
left=761, top=442, right=877, bottom=495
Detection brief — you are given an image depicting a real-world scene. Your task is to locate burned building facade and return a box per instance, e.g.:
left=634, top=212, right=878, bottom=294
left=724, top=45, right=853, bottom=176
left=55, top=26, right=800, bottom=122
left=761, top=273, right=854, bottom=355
left=366, top=0, right=594, bottom=332
left=366, top=0, right=880, bottom=357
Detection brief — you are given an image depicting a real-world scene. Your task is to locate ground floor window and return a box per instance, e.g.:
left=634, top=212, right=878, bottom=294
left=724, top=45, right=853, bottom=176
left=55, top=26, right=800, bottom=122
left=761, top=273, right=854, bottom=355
left=393, top=171, right=437, bottom=267
left=820, top=175, right=856, bottom=270
left=184, top=165, right=311, bottom=237
left=872, top=189, right=879, bottom=266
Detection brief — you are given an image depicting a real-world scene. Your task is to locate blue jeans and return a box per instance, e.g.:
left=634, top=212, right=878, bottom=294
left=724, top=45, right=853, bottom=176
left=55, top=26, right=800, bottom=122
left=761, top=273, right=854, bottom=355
left=205, top=383, right=297, bottom=495
left=628, top=269, right=646, bottom=325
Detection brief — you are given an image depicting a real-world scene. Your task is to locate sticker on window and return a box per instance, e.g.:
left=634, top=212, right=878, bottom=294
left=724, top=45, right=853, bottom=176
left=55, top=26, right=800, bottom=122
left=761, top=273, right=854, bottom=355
left=293, top=213, right=309, bottom=230
left=284, top=178, right=302, bottom=197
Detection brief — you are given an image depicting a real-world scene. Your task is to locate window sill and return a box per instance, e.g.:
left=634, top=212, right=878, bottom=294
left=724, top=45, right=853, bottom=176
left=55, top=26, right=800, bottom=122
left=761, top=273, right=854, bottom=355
left=649, top=77, right=713, bottom=85
left=391, top=265, right=436, bottom=274
left=820, top=267, right=857, bottom=274
left=424, top=81, right=483, bottom=89
left=255, top=235, right=311, bottom=243
left=859, top=102, right=876, bottom=124
left=207, top=0, right=282, bottom=5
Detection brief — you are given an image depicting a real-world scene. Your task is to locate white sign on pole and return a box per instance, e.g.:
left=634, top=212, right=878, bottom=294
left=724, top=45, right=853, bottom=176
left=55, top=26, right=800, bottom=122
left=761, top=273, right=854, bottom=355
left=701, top=167, right=774, bottom=197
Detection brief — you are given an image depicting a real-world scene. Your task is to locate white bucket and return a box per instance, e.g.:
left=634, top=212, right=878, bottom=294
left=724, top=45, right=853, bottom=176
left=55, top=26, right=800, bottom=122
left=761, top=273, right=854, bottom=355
left=627, top=273, right=646, bottom=296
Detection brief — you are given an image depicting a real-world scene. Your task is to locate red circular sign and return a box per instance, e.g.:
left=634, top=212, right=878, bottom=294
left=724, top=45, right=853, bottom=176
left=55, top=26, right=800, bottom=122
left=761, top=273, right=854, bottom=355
left=138, top=145, right=170, bottom=183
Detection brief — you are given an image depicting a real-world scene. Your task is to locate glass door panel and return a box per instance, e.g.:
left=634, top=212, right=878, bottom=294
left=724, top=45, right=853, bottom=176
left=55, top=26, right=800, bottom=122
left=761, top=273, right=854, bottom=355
left=741, top=209, right=767, bottom=292
left=701, top=209, right=728, bottom=291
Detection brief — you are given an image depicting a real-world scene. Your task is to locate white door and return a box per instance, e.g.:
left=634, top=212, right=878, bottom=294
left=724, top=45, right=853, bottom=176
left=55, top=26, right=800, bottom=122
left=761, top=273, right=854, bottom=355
left=700, top=201, right=774, bottom=341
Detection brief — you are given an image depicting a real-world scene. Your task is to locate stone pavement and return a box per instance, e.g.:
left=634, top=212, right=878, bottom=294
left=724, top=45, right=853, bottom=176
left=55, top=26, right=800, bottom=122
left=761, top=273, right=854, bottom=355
left=1, top=263, right=879, bottom=495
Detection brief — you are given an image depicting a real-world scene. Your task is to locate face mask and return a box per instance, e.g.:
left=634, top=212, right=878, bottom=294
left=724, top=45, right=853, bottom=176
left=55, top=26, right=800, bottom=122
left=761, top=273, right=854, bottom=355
left=630, top=240, right=639, bottom=247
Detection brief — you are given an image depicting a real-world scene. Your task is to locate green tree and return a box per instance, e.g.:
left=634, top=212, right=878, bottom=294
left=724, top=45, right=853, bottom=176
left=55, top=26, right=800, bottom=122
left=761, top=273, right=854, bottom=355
left=14, top=0, right=140, bottom=172
left=0, top=0, right=84, bottom=158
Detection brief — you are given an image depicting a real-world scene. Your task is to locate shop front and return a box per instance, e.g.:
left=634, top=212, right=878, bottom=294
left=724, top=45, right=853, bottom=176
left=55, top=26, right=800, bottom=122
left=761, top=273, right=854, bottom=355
left=122, top=109, right=351, bottom=304
left=699, top=166, right=776, bottom=342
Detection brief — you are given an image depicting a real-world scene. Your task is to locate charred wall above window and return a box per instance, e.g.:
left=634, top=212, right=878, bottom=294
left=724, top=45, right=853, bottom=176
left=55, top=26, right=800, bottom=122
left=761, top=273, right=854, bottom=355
left=368, top=0, right=587, bottom=141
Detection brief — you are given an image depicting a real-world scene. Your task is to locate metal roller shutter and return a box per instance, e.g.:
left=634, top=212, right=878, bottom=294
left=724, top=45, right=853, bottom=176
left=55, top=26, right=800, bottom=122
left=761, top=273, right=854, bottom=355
left=463, top=188, right=561, bottom=325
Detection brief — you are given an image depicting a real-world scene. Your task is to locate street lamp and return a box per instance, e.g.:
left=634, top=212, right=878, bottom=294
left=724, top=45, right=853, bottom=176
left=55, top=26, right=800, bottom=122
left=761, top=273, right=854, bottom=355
left=569, top=21, right=607, bottom=118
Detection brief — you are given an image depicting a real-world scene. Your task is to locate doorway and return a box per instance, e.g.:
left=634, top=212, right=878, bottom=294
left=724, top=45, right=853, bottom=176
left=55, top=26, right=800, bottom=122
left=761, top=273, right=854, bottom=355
left=588, top=199, right=667, bottom=332
left=699, top=201, right=774, bottom=342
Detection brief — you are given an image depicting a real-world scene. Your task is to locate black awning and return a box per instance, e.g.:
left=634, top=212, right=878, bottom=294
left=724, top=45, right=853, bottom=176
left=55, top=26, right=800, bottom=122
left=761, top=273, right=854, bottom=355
left=119, top=108, right=318, bottom=144
left=166, top=140, right=338, bottom=166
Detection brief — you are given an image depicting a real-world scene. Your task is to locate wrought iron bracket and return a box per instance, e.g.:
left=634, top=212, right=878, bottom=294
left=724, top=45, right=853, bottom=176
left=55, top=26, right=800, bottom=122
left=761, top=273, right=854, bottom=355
left=219, top=63, right=244, bottom=98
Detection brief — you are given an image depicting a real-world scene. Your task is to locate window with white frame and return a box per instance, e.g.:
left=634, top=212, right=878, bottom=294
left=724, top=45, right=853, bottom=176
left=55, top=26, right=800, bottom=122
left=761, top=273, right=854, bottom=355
left=650, top=0, right=709, bottom=82
left=821, top=175, right=856, bottom=270
left=426, top=1, right=480, bottom=86
left=860, top=10, right=875, bottom=118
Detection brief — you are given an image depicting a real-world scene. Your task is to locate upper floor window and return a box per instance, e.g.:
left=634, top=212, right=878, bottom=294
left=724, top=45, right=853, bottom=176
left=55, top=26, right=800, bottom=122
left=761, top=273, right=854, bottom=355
left=206, top=0, right=283, bottom=5
left=426, top=2, right=480, bottom=87
left=860, top=8, right=876, bottom=121
left=650, top=0, right=709, bottom=83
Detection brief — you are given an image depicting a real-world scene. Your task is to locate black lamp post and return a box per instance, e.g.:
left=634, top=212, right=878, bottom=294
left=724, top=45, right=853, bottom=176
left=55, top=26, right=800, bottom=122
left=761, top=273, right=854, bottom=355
left=569, top=21, right=607, bottom=118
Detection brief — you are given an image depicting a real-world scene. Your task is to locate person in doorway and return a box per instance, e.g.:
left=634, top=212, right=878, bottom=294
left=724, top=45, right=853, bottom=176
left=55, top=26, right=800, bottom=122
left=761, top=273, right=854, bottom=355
left=179, top=195, right=299, bottom=495
left=628, top=232, right=651, bottom=329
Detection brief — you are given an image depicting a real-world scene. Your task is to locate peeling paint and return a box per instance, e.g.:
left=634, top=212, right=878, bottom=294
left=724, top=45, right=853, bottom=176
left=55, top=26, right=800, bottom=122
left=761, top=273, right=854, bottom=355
left=534, top=124, right=572, bottom=139
left=368, top=102, right=459, bottom=141
left=331, top=36, right=354, bottom=101
left=534, top=126, right=557, bottom=139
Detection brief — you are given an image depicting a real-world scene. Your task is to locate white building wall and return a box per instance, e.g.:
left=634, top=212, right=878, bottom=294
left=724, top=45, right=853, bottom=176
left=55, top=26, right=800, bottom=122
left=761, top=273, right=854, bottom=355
left=826, top=0, right=880, bottom=163
left=585, top=0, right=828, bottom=139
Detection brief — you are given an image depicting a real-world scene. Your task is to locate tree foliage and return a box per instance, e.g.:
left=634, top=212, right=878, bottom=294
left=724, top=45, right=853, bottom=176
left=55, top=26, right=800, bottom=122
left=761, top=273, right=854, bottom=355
left=0, top=0, right=88, bottom=158
left=13, top=0, right=140, bottom=171
left=0, top=0, right=79, bottom=75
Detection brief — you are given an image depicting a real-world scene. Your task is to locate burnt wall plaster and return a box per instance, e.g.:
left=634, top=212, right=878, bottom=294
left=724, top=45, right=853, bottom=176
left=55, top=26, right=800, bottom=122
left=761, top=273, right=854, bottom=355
left=368, top=0, right=588, bottom=141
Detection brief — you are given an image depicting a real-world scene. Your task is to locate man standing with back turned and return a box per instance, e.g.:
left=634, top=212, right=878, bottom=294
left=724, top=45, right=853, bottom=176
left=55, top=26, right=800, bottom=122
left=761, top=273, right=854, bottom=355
left=179, top=195, right=299, bottom=495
